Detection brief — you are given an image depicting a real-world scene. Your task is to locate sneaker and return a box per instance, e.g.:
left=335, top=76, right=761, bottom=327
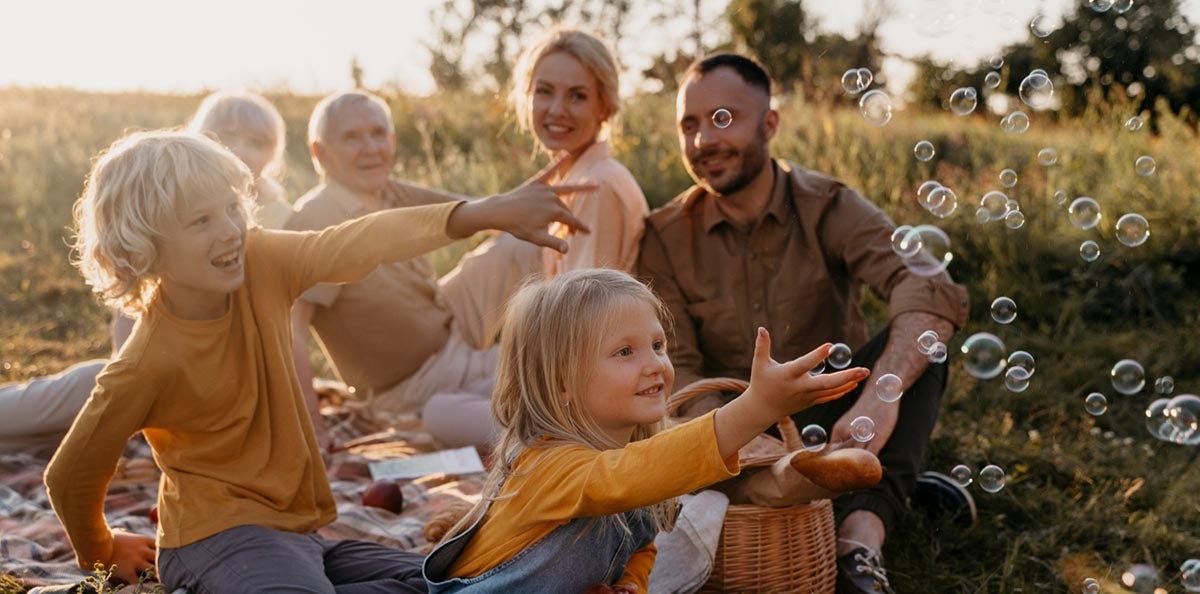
left=911, top=470, right=977, bottom=527
left=836, top=542, right=897, bottom=594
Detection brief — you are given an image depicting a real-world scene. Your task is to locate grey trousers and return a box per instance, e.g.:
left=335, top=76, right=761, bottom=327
left=157, top=525, right=426, bottom=594
left=0, top=359, right=104, bottom=451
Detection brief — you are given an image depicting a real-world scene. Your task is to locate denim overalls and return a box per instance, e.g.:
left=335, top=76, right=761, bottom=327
left=424, top=485, right=658, bottom=593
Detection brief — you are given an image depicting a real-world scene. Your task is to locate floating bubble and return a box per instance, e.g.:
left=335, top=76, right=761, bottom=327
left=828, top=343, right=853, bottom=369
left=917, top=330, right=940, bottom=355
left=1154, top=376, right=1174, bottom=395
left=1054, top=189, right=1069, bottom=206
left=1085, top=392, right=1108, bottom=416
left=980, top=190, right=1010, bottom=221
left=984, top=71, right=1001, bottom=89
left=900, top=225, right=953, bottom=277
left=949, top=87, right=978, bottom=116
left=1134, top=155, right=1156, bottom=176
left=1068, top=197, right=1102, bottom=230
left=841, top=68, right=873, bottom=95
left=891, top=225, right=920, bottom=257
left=989, top=55, right=1004, bottom=69
left=1004, top=367, right=1031, bottom=392
left=1146, top=398, right=1173, bottom=439
left=1083, top=577, right=1100, bottom=594
left=975, top=207, right=991, bottom=225
left=712, top=108, right=733, bottom=129
left=960, top=332, right=1007, bottom=379
left=1006, top=198, right=1021, bottom=213
left=999, top=169, right=1018, bottom=188
left=1111, top=359, right=1145, bottom=395
left=1116, top=213, right=1150, bottom=247
left=927, top=186, right=958, bottom=218
left=914, top=140, right=935, bottom=162
left=1007, top=351, right=1036, bottom=375
left=1037, top=148, right=1058, bottom=166
left=809, top=359, right=826, bottom=376
left=1114, top=0, right=1134, bottom=13
left=978, top=464, right=1006, bottom=493
left=859, top=90, right=892, bottom=126
left=950, top=464, right=973, bottom=486
left=929, top=342, right=948, bottom=364
left=1019, top=71, right=1055, bottom=110
left=990, top=297, right=1017, bottom=324
left=876, top=373, right=903, bottom=403
left=1165, top=394, right=1200, bottom=445
left=1030, top=14, right=1056, bottom=38
left=1181, top=558, right=1200, bottom=592
left=916, top=180, right=943, bottom=209
left=1080, top=240, right=1100, bottom=262
left=1121, top=564, right=1159, bottom=593
left=1001, top=111, right=1031, bottom=133
left=1089, top=0, right=1114, bottom=12
left=1005, top=210, right=1026, bottom=229
left=850, top=416, right=876, bottom=442
left=801, top=424, right=828, bottom=452
left=1124, top=115, right=1144, bottom=131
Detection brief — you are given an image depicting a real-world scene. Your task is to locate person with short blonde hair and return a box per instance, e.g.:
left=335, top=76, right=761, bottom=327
left=44, top=129, right=587, bottom=591
left=423, top=269, right=869, bottom=592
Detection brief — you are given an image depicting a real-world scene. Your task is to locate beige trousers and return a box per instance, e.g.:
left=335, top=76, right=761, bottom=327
left=0, top=359, right=106, bottom=451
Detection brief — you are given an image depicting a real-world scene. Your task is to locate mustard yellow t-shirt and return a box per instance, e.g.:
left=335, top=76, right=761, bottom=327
left=449, top=412, right=739, bottom=591
left=45, top=202, right=460, bottom=569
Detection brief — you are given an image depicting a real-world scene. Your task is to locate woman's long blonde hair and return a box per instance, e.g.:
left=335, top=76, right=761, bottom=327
left=444, top=269, right=678, bottom=541
left=509, top=27, right=621, bottom=143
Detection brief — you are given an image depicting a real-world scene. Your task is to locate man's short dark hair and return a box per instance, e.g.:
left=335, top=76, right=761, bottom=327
left=682, top=53, right=772, bottom=98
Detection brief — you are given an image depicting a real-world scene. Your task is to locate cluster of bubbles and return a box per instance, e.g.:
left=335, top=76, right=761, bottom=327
left=842, top=67, right=893, bottom=126
left=890, top=224, right=954, bottom=276
left=1089, top=0, right=1136, bottom=14
left=1018, top=70, right=1055, bottom=110
left=1000, top=111, right=1031, bottom=133
left=949, top=87, right=978, bottom=116
left=912, top=181, right=959, bottom=219
left=917, top=329, right=949, bottom=364
left=949, top=463, right=1006, bottom=493
left=1086, top=557, right=1200, bottom=594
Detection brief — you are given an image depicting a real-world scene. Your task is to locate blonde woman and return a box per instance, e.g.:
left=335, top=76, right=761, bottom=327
left=510, top=27, right=648, bottom=276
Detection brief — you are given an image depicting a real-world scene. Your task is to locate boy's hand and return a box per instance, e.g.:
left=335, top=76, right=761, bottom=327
left=745, top=329, right=868, bottom=424
left=107, top=529, right=157, bottom=585
left=446, top=153, right=593, bottom=252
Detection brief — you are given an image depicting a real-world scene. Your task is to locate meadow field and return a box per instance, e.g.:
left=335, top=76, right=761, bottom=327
left=1, top=86, right=1199, bottom=593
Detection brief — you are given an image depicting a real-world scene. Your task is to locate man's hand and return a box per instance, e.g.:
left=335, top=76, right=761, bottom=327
left=106, top=529, right=156, bottom=585
left=446, top=153, right=593, bottom=252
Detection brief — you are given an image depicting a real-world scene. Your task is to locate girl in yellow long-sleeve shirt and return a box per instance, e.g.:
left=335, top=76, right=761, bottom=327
left=423, top=269, right=869, bottom=593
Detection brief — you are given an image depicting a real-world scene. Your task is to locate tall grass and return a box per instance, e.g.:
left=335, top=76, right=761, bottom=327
left=1, top=86, right=1198, bottom=592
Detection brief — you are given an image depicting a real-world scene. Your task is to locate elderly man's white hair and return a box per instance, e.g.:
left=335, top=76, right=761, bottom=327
left=307, top=90, right=394, bottom=175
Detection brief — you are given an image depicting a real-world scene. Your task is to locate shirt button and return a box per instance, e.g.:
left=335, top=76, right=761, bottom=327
left=752, top=302, right=762, bottom=311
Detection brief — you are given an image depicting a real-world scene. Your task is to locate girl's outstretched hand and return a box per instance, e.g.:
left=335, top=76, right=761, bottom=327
left=747, top=328, right=869, bottom=420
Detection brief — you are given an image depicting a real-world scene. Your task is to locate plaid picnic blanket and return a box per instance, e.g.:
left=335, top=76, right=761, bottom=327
left=0, top=407, right=484, bottom=589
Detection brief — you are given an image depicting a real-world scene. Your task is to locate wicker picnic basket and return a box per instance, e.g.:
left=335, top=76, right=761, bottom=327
left=669, top=377, right=837, bottom=594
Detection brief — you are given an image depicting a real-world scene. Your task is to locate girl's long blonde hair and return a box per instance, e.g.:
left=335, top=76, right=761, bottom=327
left=444, top=269, right=679, bottom=541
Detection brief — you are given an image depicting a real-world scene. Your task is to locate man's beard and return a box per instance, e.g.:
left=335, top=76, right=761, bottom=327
left=688, top=129, right=769, bottom=196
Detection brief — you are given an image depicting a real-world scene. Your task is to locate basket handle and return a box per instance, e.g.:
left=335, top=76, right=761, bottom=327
left=668, top=377, right=801, bottom=451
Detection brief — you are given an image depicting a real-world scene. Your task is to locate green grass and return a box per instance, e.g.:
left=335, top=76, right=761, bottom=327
left=2, top=86, right=1199, bottom=593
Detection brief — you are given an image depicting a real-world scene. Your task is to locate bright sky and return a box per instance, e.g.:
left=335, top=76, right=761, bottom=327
left=2, top=0, right=1196, bottom=95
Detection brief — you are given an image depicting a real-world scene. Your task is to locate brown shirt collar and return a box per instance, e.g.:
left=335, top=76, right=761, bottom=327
left=699, top=160, right=791, bottom=234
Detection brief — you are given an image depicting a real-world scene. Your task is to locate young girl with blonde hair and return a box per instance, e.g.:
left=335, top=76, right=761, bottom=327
left=423, top=269, right=869, bottom=592
left=510, top=27, right=648, bottom=277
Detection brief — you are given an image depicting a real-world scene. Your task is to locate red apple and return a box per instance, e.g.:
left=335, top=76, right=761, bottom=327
left=362, top=480, right=405, bottom=513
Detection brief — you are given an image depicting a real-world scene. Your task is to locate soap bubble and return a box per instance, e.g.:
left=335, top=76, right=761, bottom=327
left=1037, top=148, right=1058, bottom=166
left=929, top=342, right=948, bottom=363
left=1124, top=115, right=1144, bottom=131
left=1007, top=351, right=1035, bottom=375
left=859, top=90, right=892, bottom=126
left=828, top=343, right=853, bottom=369
left=1004, top=210, right=1026, bottom=229
left=1083, top=577, right=1099, bottom=594
left=1110, top=359, right=1145, bottom=395
left=850, top=416, right=876, bottom=442
left=1165, top=394, right=1200, bottom=445
left=960, top=333, right=1006, bottom=379
left=927, top=187, right=958, bottom=218
left=1154, top=376, right=1174, bottom=395
left=809, top=359, right=826, bottom=376
left=991, top=296, right=1017, bottom=324
left=1006, top=198, right=1021, bottom=213
left=712, top=108, right=733, bottom=129
left=891, top=225, right=920, bottom=257
left=1115, top=213, right=1150, bottom=247
left=978, top=465, right=1006, bottom=493
left=1004, top=367, right=1031, bottom=392
left=1089, top=0, right=1114, bottom=12
left=1135, top=155, right=1156, bottom=176
left=980, top=190, right=1010, bottom=221
left=951, top=464, right=973, bottom=486
left=899, top=225, right=953, bottom=277
left=1030, top=14, right=1056, bottom=38
left=1146, top=398, right=1173, bottom=439
left=989, top=55, right=1004, bottom=69
left=1001, top=111, right=1031, bottom=133
left=1085, top=392, right=1108, bottom=416
left=841, top=68, right=873, bottom=95
left=1121, top=564, right=1159, bottom=593
left=876, top=373, right=903, bottom=403
left=984, top=71, right=1001, bottom=89
left=1019, top=71, right=1055, bottom=110
left=914, top=140, right=935, bottom=162
left=949, top=87, right=978, bottom=115
left=1054, top=189, right=1069, bottom=206
left=916, top=180, right=943, bottom=209
left=999, top=169, right=1018, bottom=188
left=917, top=330, right=940, bottom=354
left=1080, top=240, right=1100, bottom=262
left=1114, top=0, right=1134, bottom=13
left=975, top=207, right=991, bottom=225
left=801, top=424, right=828, bottom=452
left=1068, top=197, right=1102, bottom=229
left=1180, top=558, right=1200, bottom=592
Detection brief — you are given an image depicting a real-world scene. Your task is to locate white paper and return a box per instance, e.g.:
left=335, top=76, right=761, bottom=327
left=368, top=446, right=485, bottom=480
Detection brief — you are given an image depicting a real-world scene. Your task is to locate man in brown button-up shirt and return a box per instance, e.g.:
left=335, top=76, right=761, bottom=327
left=638, top=54, right=969, bottom=594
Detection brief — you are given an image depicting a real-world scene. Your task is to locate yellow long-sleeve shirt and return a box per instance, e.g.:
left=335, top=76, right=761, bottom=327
left=45, top=202, right=460, bottom=569
left=448, top=412, right=739, bottom=591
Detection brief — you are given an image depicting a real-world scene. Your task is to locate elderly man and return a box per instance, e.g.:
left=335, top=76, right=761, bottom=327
left=287, top=90, right=587, bottom=450
left=638, top=54, right=970, bottom=594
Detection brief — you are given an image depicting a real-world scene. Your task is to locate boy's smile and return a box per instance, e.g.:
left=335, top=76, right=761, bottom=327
left=156, top=187, right=249, bottom=320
